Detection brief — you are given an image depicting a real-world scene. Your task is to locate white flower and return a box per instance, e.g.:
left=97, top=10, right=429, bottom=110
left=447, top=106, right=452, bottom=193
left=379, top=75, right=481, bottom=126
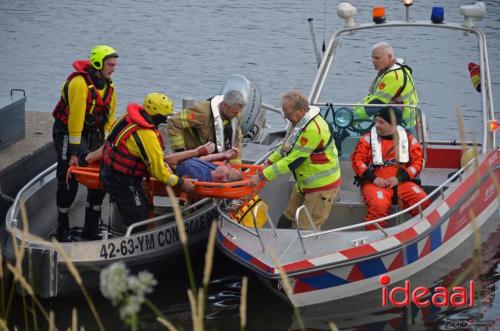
left=100, top=262, right=130, bottom=306
left=128, top=271, right=157, bottom=296
left=100, top=262, right=159, bottom=326
left=119, top=294, right=143, bottom=319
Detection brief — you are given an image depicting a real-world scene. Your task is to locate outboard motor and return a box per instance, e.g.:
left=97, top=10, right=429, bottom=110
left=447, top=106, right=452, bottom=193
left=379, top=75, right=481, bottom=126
left=220, top=74, right=262, bottom=141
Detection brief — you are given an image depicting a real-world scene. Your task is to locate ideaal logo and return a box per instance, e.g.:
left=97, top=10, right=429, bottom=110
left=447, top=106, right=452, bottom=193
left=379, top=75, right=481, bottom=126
left=379, top=275, right=475, bottom=308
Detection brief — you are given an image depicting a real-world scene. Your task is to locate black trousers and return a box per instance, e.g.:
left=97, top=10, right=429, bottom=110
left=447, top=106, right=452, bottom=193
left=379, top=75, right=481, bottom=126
left=52, top=123, right=106, bottom=211
left=100, top=163, right=149, bottom=226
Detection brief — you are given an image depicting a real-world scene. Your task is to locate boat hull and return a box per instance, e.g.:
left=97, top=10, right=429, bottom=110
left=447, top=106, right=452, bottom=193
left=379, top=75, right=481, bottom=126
left=217, top=150, right=500, bottom=307
left=2, top=167, right=217, bottom=297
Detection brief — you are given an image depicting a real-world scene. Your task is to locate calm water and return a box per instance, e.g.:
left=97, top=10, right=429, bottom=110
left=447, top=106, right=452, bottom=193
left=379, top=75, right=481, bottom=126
left=1, top=0, right=500, bottom=330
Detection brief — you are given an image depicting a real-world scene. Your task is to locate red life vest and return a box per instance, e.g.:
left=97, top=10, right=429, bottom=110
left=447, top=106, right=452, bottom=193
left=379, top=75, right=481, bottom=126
left=103, top=103, right=164, bottom=177
left=52, top=60, right=114, bottom=131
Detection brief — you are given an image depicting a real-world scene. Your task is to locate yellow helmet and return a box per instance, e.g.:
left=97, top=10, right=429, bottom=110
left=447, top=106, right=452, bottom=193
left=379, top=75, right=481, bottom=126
left=143, top=93, right=174, bottom=116
left=89, top=45, right=118, bottom=70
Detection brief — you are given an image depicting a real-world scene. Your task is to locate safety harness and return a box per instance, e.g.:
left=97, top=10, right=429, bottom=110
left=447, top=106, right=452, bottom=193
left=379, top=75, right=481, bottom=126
left=103, top=104, right=163, bottom=177
left=52, top=60, right=113, bottom=131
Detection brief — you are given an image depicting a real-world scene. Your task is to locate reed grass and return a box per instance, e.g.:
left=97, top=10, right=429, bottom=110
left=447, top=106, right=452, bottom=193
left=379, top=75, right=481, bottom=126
left=6, top=223, right=103, bottom=331
left=328, top=321, right=339, bottom=331
left=165, top=186, right=196, bottom=294
left=267, top=249, right=306, bottom=331
left=239, top=276, right=247, bottom=331
left=157, top=317, right=179, bottom=331
left=71, top=308, right=78, bottom=331
left=48, top=310, right=55, bottom=331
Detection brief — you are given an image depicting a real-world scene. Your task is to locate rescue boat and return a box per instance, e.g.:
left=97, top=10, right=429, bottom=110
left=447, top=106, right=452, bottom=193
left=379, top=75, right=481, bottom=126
left=1, top=74, right=269, bottom=298
left=216, top=2, right=500, bottom=307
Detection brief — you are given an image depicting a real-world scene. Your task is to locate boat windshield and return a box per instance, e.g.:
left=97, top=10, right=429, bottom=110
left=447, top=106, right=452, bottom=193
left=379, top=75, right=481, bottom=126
left=317, top=26, right=484, bottom=142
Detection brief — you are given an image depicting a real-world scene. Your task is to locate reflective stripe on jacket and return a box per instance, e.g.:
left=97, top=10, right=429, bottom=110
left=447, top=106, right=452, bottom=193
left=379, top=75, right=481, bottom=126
left=52, top=60, right=114, bottom=128
left=263, top=114, right=341, bottom=193
left=354, top=62, right=418, bottom=127
left=166, top=97, right=243, bottom=163
left=103, top=104, right=178, bottom=186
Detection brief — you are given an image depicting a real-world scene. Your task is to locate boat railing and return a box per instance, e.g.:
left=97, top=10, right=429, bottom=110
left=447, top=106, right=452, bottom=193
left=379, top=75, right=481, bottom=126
left=218, top=156, right=477, bottom=253
left=299, top=158, right=474, bottom=243
left=124, top=197, right=215, bottom=237
left=7, top=162, right=58, bottom=231
left=294, top=205, right=317, bottom=254
left=308, top=20, right=496, bottom=152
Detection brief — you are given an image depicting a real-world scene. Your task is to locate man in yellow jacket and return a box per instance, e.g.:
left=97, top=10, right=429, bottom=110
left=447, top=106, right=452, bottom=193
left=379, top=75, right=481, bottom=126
left=249, top=90, right=341, bottom=230
left=353, top=42, right=419, bottom=128
left=100, top=93, right=197, bottom=226
left=52, top=45, right=118, bottom=241
left=167, top=90, right=244, bottom=163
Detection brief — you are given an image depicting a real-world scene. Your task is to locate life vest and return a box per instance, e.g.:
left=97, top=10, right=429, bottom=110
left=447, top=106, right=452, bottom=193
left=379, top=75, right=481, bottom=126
left=361, top=60, right=418, bottom=127
left=279, top=106, right=333, bottom=159
left=265, top=107, right=341, bottom=193
left=52, top=60, right=114, bottom=131
left=369, top=125, right=409, bottom=168
left=103, top=104, right=164, bottom=177
left=233, top=195, right=268, bottom=228
left=210, top=95, right=235, bottom=152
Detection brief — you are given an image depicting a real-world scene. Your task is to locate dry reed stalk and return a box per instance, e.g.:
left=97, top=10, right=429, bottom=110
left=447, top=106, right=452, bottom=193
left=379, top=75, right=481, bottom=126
left=51, top=239, right=105, bottom=331
left=198, top=221, right=218, bottom=324
left=71, top=308, right=78, bottom=331
left=197, top=287, right=204, bottom=330
left=8, top=228, right=103, bottom=331
left=50, top=239, right=82, bottom=285
left=0, top=246, right=4, bottom=319
left=6, top=263, right=33, bottom=296
left=157, top=317, right=179, bottom=331
left=165, top=186, right=196, bottom=293
left=239, top=276, right=248, bottom=331
left=202, top=222, right=217, bottom=289
left=165, top=187, right=187, bottom=245
left=268, top=250, right=306, bottom=331
left=48, top=310, right=55, bottom=331
left=328, top=321, right=339, bottom=331
left=5, top=262, right=52, bottom=325
left=187, top=289, right=201, bottom=331
left=454, top=108, right=485, bottom=303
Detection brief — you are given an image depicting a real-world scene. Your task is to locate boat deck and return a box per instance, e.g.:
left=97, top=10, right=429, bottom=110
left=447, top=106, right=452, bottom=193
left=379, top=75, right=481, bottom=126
left=334, top=167, right=457, bottom=207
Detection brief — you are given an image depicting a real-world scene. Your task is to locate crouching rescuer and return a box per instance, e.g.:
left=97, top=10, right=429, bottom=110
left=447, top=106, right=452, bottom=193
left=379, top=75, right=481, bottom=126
left=100, top=93, right=196, bottom=226
left=249, top=90, right=341, bottom=230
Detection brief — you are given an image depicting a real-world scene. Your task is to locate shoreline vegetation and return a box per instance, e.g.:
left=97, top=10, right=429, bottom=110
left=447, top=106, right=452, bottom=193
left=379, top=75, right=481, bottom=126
left=0, top=112, right=497, bottom=330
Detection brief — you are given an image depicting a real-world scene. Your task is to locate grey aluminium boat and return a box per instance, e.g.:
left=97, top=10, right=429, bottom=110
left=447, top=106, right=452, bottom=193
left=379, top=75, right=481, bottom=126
left=1, top=73, right=271, bottom=298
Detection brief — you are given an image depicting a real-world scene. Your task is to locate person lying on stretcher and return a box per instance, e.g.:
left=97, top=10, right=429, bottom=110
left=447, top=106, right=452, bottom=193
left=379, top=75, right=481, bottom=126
left=164, top=142, right=243, bottom=183
left=83, top=141, right=243, bottom=183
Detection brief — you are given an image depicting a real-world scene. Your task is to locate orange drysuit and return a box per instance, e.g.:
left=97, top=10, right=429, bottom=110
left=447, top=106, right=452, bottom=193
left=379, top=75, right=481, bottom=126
left=351, top=132, right=430, bottom=230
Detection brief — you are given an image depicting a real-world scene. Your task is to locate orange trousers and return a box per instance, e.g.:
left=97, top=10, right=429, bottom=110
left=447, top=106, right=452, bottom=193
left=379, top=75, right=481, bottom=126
left=362, top=181, right=430, bottom=230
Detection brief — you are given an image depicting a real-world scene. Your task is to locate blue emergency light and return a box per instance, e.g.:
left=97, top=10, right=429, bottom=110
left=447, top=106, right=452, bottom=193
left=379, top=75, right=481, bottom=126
left=431, top=6, right=444, bottom=23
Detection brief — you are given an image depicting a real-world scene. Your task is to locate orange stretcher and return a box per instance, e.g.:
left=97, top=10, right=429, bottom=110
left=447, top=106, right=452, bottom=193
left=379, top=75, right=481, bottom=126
left=67, top=162, right=265, bottom=199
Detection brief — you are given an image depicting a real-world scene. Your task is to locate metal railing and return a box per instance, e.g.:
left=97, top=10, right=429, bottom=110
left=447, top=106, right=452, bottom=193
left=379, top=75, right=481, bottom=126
left=218, top=155, right=481, bottom=253
left=308, top=21, right=496, bottom=152
left=7, top=163, right=57, bottom=231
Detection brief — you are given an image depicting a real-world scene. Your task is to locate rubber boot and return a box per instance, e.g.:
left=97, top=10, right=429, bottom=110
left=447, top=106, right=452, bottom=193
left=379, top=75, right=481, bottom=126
left=277, top=215, right=292, bottom=229
left=81, top=206, right=101, bottom=240
left=55, top=212, right=72, bottom=242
